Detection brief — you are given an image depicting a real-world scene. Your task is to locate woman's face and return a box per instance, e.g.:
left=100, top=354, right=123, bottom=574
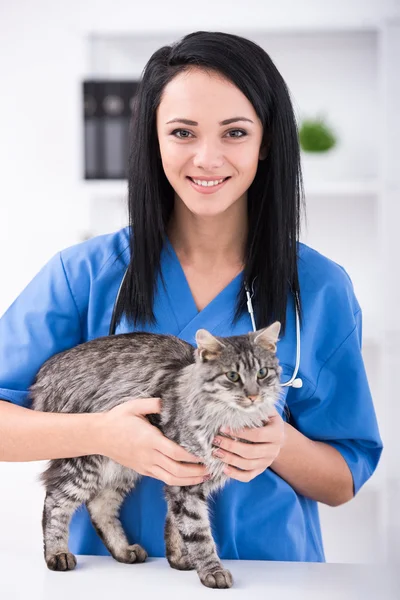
left=156, top=68, right=266, bottom=218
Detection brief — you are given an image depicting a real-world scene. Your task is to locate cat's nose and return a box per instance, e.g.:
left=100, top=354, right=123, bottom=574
left=247, top=395, right=258, bottom=403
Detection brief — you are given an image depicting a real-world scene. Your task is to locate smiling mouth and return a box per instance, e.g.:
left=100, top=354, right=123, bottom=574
left=187, top=176, right=231, bottom=186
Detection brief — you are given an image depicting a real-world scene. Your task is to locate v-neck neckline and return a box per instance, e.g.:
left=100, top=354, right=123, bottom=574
left=162, top=234, right=245, bottom=338
left=164, top=234, right=244, bottom=311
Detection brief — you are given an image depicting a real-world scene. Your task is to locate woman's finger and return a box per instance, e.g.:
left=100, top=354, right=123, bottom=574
left=123, top=396, right=162, bottom=415
left=220, top=413, right=281, bottom=443
left=213, top=436, right=272, bottom=460
left=155, top=450, right=209, bottom=478
left=213, top=447, right=275, bottom=472
left=157, top=434, right=204, bottom=464
left=224, top=465, right=265, bottom=483
left=150, top=463, right=209, bottom=487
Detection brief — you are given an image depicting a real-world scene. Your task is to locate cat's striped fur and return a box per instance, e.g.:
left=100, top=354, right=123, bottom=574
left=30, top=324, right=283, bottom=588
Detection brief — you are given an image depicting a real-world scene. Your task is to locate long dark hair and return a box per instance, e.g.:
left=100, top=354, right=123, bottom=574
left=113, top=31, right=306, bottom=338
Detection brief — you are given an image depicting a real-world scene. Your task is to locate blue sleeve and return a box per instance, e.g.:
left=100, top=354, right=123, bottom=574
left=288, top=303, right=383, bottom=498
left=0, top=252, right=83, bottom=408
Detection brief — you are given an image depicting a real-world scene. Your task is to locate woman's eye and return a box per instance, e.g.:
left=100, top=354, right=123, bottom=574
left=170, top=129, right=247, bottom=139
left=257, top=367, right=269, bottom=379
left=171, top=129, right=193, bottom=139
left=226, top=129, right=247, bottom=138
left=226, top=371, right=241, bottom=383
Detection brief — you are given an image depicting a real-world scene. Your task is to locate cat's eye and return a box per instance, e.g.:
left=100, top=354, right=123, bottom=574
left=257, top=367, right=269, bottom=379
left=226, top=371, right=241, bottom=383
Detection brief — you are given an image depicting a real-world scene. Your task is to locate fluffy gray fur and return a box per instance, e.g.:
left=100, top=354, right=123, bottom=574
left=30, top=323, right=283, bottom=589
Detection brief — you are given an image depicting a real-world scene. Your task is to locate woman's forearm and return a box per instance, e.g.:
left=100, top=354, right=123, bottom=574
left=0, top=399, right=103, bottom=462
left=0, top=399, right=354, bottom=507
left=270, top=422, right=354, bottom=507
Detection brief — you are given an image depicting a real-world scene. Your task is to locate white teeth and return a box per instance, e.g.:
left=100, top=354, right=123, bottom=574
left=191, top=178, right=226, bottom=187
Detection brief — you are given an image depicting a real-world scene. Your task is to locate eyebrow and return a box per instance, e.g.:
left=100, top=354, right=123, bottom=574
left=165, top=117, right=254, bottom=126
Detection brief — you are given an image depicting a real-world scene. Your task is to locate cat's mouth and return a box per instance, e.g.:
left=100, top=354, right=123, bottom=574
left=242, top=400, right=261, bottom=408
left=235, top=396, right=263, bottom=409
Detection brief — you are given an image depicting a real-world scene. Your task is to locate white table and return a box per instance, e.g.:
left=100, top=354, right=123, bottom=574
left=1, top=551, right=398, bottom=599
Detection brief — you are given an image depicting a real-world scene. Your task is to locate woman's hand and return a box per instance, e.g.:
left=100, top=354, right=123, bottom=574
left=211, top=407, right=286, bottom=482
left=94, top=397, right=210, bottom=486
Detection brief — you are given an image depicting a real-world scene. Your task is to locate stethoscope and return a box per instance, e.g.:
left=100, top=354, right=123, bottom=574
left=109, top=269, right=303, bottom=389
left=244, top=278, right=302, bottom=388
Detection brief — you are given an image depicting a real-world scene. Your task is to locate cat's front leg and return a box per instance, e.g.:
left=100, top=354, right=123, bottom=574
left=164, top=509, right=195, bottom=571
left=164, top=485, right=233, bottom=589
left=42, top=490, right=82, bottom=571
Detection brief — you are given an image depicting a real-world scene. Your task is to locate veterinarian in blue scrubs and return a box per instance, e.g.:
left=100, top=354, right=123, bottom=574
left=0, top=31, right=383, bottom=562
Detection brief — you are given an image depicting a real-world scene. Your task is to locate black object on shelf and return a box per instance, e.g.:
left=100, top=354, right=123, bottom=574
left=83, top=80, right=140, bottom=180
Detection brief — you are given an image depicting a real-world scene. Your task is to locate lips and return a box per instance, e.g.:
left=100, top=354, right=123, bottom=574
left=186, top=176, right=231, bottom=194
left=187, top=177, right=230, bottom=184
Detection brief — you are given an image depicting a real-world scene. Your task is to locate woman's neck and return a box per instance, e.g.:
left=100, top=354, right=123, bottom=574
left=167, top=202, right=248, bottom=271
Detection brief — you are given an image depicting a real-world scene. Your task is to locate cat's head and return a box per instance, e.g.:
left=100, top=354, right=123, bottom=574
left=193, top=323, right=282, bottom=415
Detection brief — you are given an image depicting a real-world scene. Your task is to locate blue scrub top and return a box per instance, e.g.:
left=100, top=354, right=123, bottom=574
left=0, top=226, right=383, bottom=562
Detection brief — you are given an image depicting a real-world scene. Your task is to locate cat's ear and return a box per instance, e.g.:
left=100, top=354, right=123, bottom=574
left=195, top=329, right=226, bottom=361
left=251, top=321, right=281, bottom=353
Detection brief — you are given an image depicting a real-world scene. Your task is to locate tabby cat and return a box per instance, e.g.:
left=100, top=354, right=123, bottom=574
left=30, top=323, right=283, bottom=589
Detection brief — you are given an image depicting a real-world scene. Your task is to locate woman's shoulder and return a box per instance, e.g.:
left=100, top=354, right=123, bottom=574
left=297, top=241, right=361, bottom=316
left=54, top=227, right=130, bottom=322
left=59, top=226, right=130, bottom=280
left=294, top=242, right=363, bottom=377
left=297, top=241, right=352, bottom=285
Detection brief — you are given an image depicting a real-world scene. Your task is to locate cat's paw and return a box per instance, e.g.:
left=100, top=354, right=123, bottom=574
left=199, top=567, right=233, bottom=589
left=167, top=554, right=195, bottom=571
left=114, top=543, right=148, bottom=564
left=46, top=552, right=77, bottom=571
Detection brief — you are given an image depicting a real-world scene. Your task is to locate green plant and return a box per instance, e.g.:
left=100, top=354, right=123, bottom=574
left=298, top=116, right=337, bottom=152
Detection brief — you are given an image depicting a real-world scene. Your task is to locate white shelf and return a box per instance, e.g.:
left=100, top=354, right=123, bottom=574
left=304, top=180, right=380, bottom=198
left=83, top=180, right=128, bottom=196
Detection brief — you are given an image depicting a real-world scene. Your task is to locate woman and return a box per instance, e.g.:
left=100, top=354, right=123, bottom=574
left=0, top=31, right=383, bottom=562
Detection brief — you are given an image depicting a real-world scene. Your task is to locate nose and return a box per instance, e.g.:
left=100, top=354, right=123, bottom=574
left=192, top=140, right=224, bottom=170
left=247, top=395, right=258, bottom=403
